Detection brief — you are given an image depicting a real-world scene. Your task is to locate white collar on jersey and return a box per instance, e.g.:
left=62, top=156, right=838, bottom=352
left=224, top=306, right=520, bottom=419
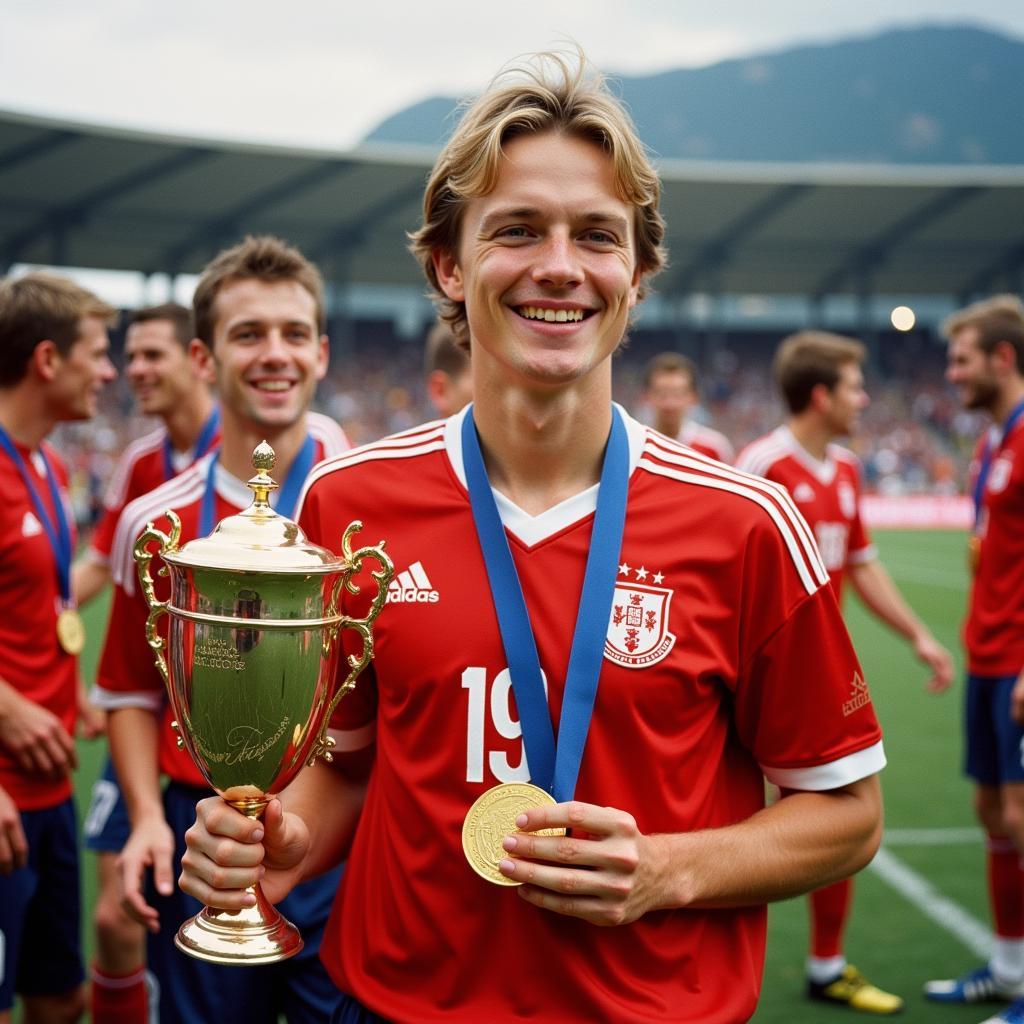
left=444, top=402, right=647, bottom=547
left=775, top=424, right=839, bottom=486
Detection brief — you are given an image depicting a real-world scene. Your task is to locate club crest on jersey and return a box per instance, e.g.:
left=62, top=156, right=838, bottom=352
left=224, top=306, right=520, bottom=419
left=605, top=564, right=676, bottom=669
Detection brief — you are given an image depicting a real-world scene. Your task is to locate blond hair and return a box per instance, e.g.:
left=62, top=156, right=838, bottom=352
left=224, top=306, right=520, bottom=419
left=409, top=50, right=666, bottom=344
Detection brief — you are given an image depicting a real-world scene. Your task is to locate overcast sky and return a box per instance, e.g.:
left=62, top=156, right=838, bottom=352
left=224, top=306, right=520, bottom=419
left=3, top=1, right=1023, bottom=150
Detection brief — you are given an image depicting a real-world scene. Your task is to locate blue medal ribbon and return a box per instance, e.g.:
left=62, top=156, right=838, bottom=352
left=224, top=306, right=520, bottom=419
left=973, top=398, right=1024, bottom=528
left=199, top=432, right=316, bottom=535
left=0, top=427, right=73, bottom=602
left=461, top=405, right=630, bottom=802
left=162, top=407, right=221, bottom=482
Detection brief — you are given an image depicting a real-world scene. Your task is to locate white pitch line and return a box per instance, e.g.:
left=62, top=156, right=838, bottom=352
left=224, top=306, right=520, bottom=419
left=884, top=827, right=982, bottom=846
left=868, top=847, right=992, bottom=958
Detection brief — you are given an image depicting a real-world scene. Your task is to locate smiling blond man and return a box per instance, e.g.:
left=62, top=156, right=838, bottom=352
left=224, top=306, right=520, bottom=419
left=179, top=55, right=886, bottom=1024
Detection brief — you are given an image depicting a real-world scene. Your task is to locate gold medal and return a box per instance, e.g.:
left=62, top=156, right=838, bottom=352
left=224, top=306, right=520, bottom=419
left=968, top=534, right=982, bottom=575
left=56, top=608, right=85, bottom=656
left=461, top=782, right=566, bottom=886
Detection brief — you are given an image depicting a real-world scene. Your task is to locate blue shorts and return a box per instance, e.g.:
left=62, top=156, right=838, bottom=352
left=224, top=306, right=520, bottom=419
left=83, top=755, right=131, bottom=852
left=147, top=781, right=344, bottom=1024
left=0, top=798, right=83, bottom=1010
left=965, top=673, right=1024, bottom=785
left=330, top=994, right=391, bottom=1023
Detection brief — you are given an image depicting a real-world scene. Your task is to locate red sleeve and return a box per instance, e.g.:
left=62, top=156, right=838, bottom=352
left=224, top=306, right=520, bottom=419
left=90, top=505, right=119, bottom=560
left=94, top=566, right=166, bottom=711
left=731, top=497, right=884, bottom=789
left=734, top=587, right=882, bottom=787
left=299, top=475, right=378, bottom=744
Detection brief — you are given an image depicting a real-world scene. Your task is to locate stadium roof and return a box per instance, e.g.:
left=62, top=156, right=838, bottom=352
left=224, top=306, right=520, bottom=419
left=3, top=107, right=1023, bottom=301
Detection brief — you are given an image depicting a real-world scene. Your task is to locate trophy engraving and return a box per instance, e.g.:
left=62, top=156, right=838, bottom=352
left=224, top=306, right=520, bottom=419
left=133, top=443, right=393, bottom=964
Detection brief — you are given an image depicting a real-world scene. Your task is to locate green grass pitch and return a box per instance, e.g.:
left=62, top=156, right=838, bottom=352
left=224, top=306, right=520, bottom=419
left=72, top=530, right=990, bottom=1021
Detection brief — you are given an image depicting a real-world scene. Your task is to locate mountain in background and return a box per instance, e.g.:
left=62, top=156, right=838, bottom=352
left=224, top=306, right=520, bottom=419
left=363, top=24, right=1024, bottom=164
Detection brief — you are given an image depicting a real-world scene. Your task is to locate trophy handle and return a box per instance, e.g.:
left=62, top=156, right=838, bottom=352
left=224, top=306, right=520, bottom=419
left=312, top=520, right=394, bottom=764
left=133, top=511, right=182, bottom=691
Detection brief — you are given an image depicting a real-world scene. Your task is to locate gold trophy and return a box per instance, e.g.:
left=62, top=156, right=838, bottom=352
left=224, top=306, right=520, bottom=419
left=133, top=442, right=393, bottom=965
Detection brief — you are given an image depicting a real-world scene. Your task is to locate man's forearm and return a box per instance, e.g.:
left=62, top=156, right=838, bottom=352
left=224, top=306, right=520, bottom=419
left=849, top=560, right=927, bottom=642
left=280, top=758, right=367, bottom=881
left=645, top=775, right=882, bottom=911
left=108, top=707, right=164, bottom=824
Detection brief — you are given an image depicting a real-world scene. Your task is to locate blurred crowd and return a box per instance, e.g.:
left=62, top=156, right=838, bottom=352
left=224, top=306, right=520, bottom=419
left=55, top=322, right=983, bottom=531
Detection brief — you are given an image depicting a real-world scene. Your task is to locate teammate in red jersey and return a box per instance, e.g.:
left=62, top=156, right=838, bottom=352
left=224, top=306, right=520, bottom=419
left=925, top=296, right=1024, bottom=1024
left=178, top=52, right=885, bottom=1024
left=93, top=236, right=348, bottom=1024
left=642, top=351, right=734, bottom=462
left=74, top=303, right=218, bottom=604
left=0, top=271, right=116, bottom=1024
left=737, top=330, right=953, bottom=1015
left=79, top=299, right=349, bottom=1024
left=75, top=301, right=215, bottom=1024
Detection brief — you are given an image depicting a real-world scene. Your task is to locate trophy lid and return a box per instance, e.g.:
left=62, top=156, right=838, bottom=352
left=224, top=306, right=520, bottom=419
left=162, top=441, right=343, bottom=573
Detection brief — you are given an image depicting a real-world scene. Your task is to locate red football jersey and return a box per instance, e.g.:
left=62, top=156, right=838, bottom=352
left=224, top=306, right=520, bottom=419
left=89, top=409, right=347, bottom=561
left=296, top=408, right=885, bottom=1024
left=0, top=442, right=79, bottom=809
left=94, top=432, right=347, bottom=787
left=966, top=419, right=1024, bottom=676
left=679, top=418, right=735, bottom=464
left=737, top=426, right=875, bottom=602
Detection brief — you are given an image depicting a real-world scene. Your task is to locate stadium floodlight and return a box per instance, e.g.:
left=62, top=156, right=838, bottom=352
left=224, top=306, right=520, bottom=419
left=891, top=305, right=916, bottom=331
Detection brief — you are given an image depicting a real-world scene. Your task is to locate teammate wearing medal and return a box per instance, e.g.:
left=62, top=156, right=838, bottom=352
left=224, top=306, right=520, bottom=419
left=736, top=330, right=953, bottom=1014
left=0, top=271, right=116, bottom=1024
left=642, top=351, right=734, bottom=462
left=93, top=236, right=348, bottom=1024
left=178, top=53, right=886, bottom=1024
left=79, top=296, right=349, bottom=1024
left=924, top=296, right=1024, bottom=1024
left=76, top=301, right=215, bottom=1024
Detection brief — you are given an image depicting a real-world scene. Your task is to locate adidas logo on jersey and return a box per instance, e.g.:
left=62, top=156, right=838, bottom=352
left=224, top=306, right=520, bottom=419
left=793, top=482, right=815, bottom=503
left=21, top=511, right=43, bottom=537
left=387, top=561, right=439, bottom=604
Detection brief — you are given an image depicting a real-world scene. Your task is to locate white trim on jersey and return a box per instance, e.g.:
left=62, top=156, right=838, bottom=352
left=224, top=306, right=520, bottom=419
left=847, top=544, right=878, bottom=566
left=679, top=419, right=735, bottom=462
left=327, top=722, right=376, bottom=753
left=442, top=403, right=649, bottom=547
left=90, top=684, right=163, bottom=713
left=738, top=425, right=862, bottom=488
left=296, top=424, right=448, bottom=514
left=762, top=740, right=887, bottom=791
left=646, top=432, right=829, bottom=591
left=109, top=457, right=211, bottom=593
left=307, top=410, right=351, bottom=458
left=639, top=459, right=825, bottom=596
left=101, top=427, right=167, bottom=510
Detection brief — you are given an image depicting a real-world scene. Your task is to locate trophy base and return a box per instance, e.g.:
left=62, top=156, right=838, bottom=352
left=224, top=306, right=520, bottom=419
left=175, top=890, right=304, bottom=966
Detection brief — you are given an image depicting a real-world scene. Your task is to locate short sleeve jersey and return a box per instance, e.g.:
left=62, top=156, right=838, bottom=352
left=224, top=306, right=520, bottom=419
left=679, top=418, right=735, bottom=464
left=295, top=408, right=885, bottom=1024
left=94, top=432, right=346, bottom=787
left=737, top=425, right=875, bottom=602
left=966, top=419, right=1024, bottom=676
left=0, top=442, right=79, bottom=809
left=89, top=408, right=347, bottom=562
